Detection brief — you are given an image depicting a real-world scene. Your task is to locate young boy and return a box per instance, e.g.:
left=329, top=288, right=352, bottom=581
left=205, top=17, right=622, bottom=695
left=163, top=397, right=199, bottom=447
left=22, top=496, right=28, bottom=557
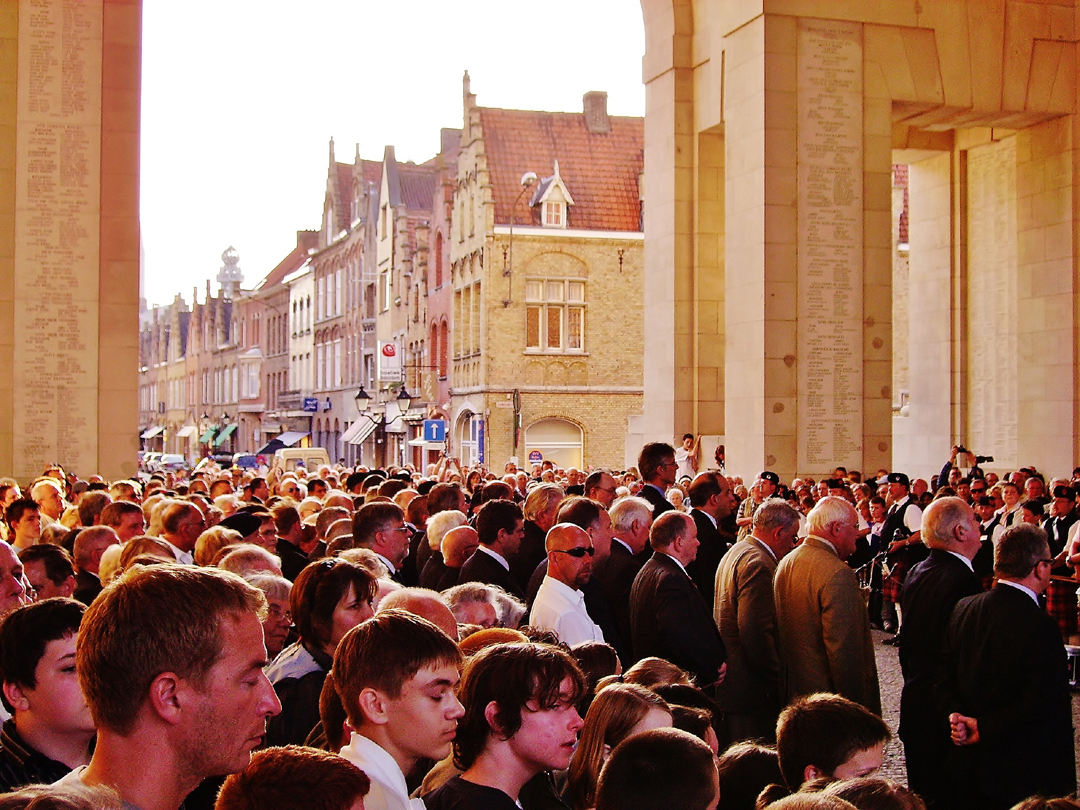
left=333, top=609, right=464, bottom=810
left=0, top=598, right=95, bottom=790
left=423, top=642, right=587, bottom=810
left=595, top=727, right=719, bottom=810
left=775, top=692, right=890, bottom=788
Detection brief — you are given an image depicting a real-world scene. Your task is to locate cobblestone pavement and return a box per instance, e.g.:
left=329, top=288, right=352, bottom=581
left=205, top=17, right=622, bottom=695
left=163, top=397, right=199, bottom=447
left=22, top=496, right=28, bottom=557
left=872, top=629, right=1080, bottom=788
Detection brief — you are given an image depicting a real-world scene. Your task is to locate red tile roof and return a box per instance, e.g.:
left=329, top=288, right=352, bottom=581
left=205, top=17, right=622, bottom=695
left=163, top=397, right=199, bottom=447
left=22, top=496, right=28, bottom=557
left=398, top=164, right=437, bottom=211
left=256, top=231, right=318, bottom=289
left=479, top=107, right=643, bottom=232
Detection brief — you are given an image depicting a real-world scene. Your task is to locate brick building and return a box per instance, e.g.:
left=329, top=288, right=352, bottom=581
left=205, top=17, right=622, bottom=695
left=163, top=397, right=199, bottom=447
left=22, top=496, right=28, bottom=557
left=449, top=75, right=645, bottom=469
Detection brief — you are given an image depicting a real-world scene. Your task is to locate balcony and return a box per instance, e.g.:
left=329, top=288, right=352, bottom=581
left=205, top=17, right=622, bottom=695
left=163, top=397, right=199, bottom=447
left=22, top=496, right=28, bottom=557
left=277, top=389, right=304, bottom=411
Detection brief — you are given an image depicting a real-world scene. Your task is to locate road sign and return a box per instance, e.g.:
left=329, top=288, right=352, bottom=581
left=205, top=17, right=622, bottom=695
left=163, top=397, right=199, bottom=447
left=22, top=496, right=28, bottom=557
left=528, top=450, right=543, bottom=464
left=302, top=398, right=318, bottom=413
left=423, top=419, right=445, bottom=442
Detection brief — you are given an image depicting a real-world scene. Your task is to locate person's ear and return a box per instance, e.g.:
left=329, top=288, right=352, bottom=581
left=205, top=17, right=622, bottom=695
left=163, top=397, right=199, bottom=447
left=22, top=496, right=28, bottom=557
left=600, top=742, right=613, bottom=763
left=484, top=700, right=509, bottom=740
left=148, top=672, right=184, bottom=724
left=358, top=687, right=389, bottom=727
left=804, top=764, right=825, bottom=783
left=3, top=681, right=30, bottom=713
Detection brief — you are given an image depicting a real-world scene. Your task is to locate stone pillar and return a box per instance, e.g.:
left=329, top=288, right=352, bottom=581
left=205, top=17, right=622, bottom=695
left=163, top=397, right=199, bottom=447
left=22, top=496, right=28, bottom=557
left=0, top=0, right=140, bottom=482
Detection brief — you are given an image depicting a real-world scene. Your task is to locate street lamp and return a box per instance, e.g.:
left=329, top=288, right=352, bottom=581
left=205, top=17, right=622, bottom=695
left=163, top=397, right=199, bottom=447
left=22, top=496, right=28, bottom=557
left=503, top=171, right=538, bottom=307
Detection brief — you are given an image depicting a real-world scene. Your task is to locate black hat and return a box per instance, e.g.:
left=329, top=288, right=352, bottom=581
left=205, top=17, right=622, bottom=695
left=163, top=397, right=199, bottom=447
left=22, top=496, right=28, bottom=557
left=825, top=478, right=845, bottom=489
left=218, top=512, right=263, bottom=538
left=1053, top=485, right=1076, bottom=500
left=887, top=472, right=910, bottom=487
left=758, top=471, right=780, bottom=485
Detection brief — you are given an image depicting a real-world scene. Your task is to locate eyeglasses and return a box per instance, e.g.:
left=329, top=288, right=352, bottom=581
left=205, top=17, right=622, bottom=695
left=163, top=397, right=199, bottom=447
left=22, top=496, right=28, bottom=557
left=268, top=605, right=293, bottom=623
left=553, top=546, right=595, bottom=558
left=382, top=526, right=411, bottom=534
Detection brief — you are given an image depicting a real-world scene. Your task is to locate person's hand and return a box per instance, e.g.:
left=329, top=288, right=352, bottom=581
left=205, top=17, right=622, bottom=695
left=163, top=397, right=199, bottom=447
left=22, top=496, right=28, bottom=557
left=888, top=539, right=907, bottom=553
left=949, top=713, right=979, bottom=746
left=951, top=445, right=960, bottom=460
left=711, top=662, right=728, bottom=687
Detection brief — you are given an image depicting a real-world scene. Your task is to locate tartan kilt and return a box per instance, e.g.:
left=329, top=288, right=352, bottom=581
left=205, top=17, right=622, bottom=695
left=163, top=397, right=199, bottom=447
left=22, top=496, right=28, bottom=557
left=1046, top=578, right=1078, bottom=639
left=882, top=557, right=909, bottom=603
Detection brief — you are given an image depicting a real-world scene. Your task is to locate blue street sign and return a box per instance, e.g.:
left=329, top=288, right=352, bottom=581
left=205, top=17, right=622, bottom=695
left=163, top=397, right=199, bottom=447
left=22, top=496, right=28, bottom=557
left=423, top=419, right=446, bottom=442
left=528, top=450, right=543, bottom=464
left=477, top=421, right=485, bottom=464
left=302, top=398, right=319, bottom=413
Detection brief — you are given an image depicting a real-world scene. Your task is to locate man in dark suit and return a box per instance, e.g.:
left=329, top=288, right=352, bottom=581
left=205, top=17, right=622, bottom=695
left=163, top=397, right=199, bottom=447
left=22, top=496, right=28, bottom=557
left=629, top=511, right=726, bottom=686
left=686, top=472, right=738, bottom=605
left=592, top=495, right=653, bottom=665
left=510, top=483, right=564, bottom=594
left=636, top=442, right=678, bottom=516
left=456, top=499, right=525, bottom=599
left=897, top=497, right=983, bottom=809
left=71, top=526, right=118, bottom=605
left=942, top=523, right=1076, bottom=810
left=713, top=498, right=800, bottom=744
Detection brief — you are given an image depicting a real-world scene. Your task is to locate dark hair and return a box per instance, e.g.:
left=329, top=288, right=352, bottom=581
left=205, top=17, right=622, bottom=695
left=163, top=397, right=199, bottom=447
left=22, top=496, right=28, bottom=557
left=377, top=479, right=409, bottom=499
left=688, top=473, right=724, bottom=505
left=351, top=501, right=404, bottom=548
left=556, top=497, right=606, bottom=533
left=570, top=640, right=620, bottom=711
left=595, top=728, right=717, bottom=810
left=428, top=483, right=465, bottom=515
left=475, top=499, right=523, bottom=547
left=0, top=598, right=85, bottom=712
left=822, top=777, right=927, bottom=810
left=77, top=492, right=112, bottom=528
left=995, top=523, right=1050, bottom=579
left=332, top=610, right=461, bottom=728
left=638, top=442, right=675, bottom=482
left=291, top=559, right=377, bottom=649
left=479, top=481, right=514, bottom=504
left=318, top=671, right=349, bottom=752
left=670, top=705, right=712, bottom=742
left=776, top=693, right=890, bottom=788
left=453, top=642, right=586, bottom=770
left=216, top=745, right=370, bottom=810
left=18, top=544, right=74, bottom=586
left=99, top=501, right=143, bottom=529
left=272, top=503, right=301, bottom=536
left=649, top=510, right=693, bottom=551
left=5, top=499, right=38, bottom=530
left=716, top=742, right=783, bottom=810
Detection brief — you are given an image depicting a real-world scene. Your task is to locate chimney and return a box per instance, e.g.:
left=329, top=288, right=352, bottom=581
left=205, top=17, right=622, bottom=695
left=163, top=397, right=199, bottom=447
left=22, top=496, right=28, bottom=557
left=583, top=91, right=610, bottom=133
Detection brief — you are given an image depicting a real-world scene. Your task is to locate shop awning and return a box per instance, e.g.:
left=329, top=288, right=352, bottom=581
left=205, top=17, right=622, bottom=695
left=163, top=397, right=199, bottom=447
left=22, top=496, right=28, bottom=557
left=140, top=426, right=164, bottom=439
left=407, top=437, right=446, bottom=450
left=255, top=431, right=310, bottom=455
left=175, top=425, right=196, bottom=438
left=213, top=424, right=237, bottom=447
left=343, top=416, right=381, bottom=446
left=199, top=428, right=216, bottom=443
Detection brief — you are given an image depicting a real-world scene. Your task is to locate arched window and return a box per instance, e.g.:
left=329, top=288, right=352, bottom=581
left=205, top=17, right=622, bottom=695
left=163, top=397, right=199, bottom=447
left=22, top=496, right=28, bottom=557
left=524, top=419, right=583, bottom=469
left=434, top=231, right=444, bottom=288
left=439, top=319, right=449, bottom=379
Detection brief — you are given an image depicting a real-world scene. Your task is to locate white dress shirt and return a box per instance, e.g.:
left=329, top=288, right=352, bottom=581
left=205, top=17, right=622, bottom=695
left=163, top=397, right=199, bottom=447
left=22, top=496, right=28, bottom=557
left=339, top=733, right=425, bottom=810
left=529, top=576, right=604, bottom=646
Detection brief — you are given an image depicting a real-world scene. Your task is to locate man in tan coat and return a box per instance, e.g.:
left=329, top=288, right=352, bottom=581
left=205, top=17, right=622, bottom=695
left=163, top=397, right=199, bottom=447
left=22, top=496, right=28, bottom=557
left=774, top=496, right=881, bottom=714
left=714, top=498, right=801, bottom=743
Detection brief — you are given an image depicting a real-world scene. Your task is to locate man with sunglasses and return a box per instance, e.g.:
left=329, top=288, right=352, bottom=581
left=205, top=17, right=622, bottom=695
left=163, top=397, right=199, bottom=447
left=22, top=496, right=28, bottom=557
left=629, top=511, right=726, bottom=683
left=529, top=524, right=604, bottom=645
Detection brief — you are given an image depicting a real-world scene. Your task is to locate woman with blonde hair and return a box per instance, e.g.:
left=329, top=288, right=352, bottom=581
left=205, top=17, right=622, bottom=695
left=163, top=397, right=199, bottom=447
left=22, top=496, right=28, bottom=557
left=193, top=525, right=242, bottom=566
left=566, top=683, right=673, bottom=810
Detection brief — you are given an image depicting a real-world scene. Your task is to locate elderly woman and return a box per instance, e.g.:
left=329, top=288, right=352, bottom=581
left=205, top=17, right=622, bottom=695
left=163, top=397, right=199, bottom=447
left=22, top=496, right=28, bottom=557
left=263, top=557, right=377, bottom=747
left=245, top=573, right=294, bottom=660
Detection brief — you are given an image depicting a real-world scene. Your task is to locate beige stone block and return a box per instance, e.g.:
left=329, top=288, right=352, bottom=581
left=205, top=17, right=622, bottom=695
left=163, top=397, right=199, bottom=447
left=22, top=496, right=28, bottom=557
left=1016, top=159, right=1046, bottom=199
left=763, top=319, right=796, bottom=360
left=766, top=396, right=797, bottom=439
left=764, top=203, right=796, bottom=243
left=764, top=49, right=797, bottom=93
left=1017, top=297, right=1045, bottom=332
left=764, top=281, right=797, bottom=322
left=864, top=246, right=892, bottom=287
left=764, top=124, right=797, bottom=169
left=765, top=241, right=796, bottom=276
left=1018, top=228, right=1046, bottom=266
left=864, top=209, right=892, bottom=250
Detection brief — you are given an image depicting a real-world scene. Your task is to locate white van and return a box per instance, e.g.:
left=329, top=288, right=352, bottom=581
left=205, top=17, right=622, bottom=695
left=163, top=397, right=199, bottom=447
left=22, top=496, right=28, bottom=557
left=274, top=447, right=331, bottom=473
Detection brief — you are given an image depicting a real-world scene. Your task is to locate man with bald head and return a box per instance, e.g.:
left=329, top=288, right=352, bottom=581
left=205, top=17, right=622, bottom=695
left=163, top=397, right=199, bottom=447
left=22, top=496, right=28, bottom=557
left=529, top=524, right=604, bottom=646
left=898, top=496, right=984, bottom=807
left=377, top=587, right=459, bottom=641
left=432, top=525, right=479, bottom=591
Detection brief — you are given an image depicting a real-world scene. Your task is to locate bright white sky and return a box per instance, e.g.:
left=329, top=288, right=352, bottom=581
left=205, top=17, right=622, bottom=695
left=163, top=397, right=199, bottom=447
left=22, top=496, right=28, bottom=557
left=140, top=1, right=647, bottom=307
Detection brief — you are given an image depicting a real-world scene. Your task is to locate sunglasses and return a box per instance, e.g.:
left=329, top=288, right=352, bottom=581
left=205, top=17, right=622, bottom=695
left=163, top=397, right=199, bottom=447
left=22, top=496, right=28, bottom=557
left=554, top=546, right=595, bottom=558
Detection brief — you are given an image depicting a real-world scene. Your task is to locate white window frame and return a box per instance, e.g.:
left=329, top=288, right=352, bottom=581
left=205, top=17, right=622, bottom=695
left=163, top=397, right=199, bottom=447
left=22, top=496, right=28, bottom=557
left=525, top=279, right=586, bottom=353
left=543, top=200, right=566, bottom=228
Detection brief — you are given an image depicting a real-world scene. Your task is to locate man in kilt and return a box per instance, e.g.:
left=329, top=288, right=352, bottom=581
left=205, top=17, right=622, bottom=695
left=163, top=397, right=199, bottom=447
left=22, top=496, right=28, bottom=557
left=881, top=472, right=924, bottom=644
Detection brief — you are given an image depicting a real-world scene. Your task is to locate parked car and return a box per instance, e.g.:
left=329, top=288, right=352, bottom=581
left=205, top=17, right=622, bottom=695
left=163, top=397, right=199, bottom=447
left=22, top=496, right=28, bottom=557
left=232, top=453, right=261, bottom=470
left=149, top=453, right=187, bottom=473
left=274, top=447, right=330, bottom=473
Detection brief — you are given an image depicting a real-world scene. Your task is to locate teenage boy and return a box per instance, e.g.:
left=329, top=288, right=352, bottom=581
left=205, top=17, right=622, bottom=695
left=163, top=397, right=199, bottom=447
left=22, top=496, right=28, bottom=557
left=595, top=727, right=719, bottom=810
left=333, top=609, right=464, bottom=810
left=775, top=692, right=890, bottom=788
left=215, top=745, right=371, bottom=810
left=0, top=598, right=94, bottom=790
left=424, top=642, right=587, bottom=810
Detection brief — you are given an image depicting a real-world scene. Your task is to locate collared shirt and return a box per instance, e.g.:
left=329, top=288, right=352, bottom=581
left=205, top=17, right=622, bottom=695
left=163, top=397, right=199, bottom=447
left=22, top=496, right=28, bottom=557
left=0, top=719, right=78, bottom=791
left=339, top=733, right=425, bottom=810
left=475, top=545, right=510, bottom=571
left=530, top=576, right=605, bottom=647
left=613, top=537, right=634, bottom=556
left=751, top=535, right=778, bottom=563
left=697, top=509, right=718, bottom=529
left=374, top=552, right=397, bottom=575
left=161, top=539, right=194, bottom=566
left=659, top=552, right=690, bottom=576
left=811, top=535, right=839, bottom=557
left=998, top=578, right=1040, bottom=605
left=946, top=550, right=975, bottom=571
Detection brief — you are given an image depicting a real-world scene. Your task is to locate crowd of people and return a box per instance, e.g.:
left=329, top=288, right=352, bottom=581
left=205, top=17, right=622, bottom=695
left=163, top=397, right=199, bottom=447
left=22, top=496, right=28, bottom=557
left=0, top=438, right=1075, bottom=810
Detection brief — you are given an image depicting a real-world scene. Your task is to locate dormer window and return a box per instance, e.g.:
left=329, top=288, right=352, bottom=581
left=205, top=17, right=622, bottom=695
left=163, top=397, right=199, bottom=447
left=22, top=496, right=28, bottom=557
left=531, top=160, right=574, bottom=229
left=543, top=201, right=565, bottom=228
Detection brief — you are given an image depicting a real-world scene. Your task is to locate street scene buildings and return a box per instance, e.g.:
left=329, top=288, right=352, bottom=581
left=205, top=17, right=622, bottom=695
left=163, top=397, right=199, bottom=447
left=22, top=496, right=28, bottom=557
left=137, top=77, right=646, bottom=472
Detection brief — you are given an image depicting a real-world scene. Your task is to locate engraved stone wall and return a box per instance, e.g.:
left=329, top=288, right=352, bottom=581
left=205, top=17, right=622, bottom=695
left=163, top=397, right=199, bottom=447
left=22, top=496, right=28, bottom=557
left=966, top=138, right=1018, bottom=469
left=796, top=18, right=863, bottom=471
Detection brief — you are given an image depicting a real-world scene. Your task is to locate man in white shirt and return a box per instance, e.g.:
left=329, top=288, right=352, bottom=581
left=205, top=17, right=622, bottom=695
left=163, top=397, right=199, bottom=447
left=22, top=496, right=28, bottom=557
left=157, top=501, right=203, bottom=565
left=334, top=610, right=464, bottom=810
left=530, top=524, right=604, bottom=646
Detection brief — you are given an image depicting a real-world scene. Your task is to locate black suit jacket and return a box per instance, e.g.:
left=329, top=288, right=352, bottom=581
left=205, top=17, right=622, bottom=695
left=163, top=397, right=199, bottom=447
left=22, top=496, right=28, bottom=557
left=419, top=550, right=449, bottom=591
left=508, top=520, right=547, bottom=595
left=592, top=540, right=647, bottom=665
left=638, top=484, right=675, bottom=517
left=686, top=509, right=732, bottom=607
left=73, top=570, right=102, bottom=606
left=457, top=547, right=524, bottom=599
left=898, top=550, right=982, bottom=804
left=942, top=584, right=1076, bottom=809
left=629, top=552, right=726, bottom=684
left=276, top=538, right=311, bottom=582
